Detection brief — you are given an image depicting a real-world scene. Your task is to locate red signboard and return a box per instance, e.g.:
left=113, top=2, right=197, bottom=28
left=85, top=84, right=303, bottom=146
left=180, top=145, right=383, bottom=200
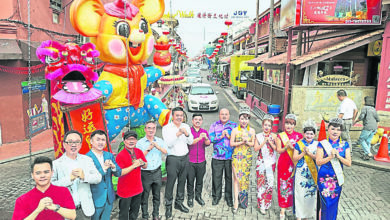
left=376, top=22, right=390, bottom=111
left=300, top=0, right=382, bottom=25
left=63, top=99, right=110, bottom=155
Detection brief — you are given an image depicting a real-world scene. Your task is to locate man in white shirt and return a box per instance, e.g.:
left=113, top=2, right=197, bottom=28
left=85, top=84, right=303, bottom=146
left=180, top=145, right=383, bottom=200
left=337, top=89, right=358, bottom=147
left=52, top=130, right=102, bottom=220
left=162, top=107, right=194, bottom=219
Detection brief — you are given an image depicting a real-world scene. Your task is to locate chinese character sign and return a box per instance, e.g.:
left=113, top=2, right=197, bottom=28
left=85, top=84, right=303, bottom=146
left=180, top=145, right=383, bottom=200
left=66, top=102, right=110, bottom=154
left=301, top=0, right=381, bottom=25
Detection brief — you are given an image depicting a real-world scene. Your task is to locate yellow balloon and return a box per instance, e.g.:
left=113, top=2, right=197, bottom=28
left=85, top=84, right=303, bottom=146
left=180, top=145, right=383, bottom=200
left=371, top=134, right=379, bottom=145
left=377, top=128, right=385, bottom=136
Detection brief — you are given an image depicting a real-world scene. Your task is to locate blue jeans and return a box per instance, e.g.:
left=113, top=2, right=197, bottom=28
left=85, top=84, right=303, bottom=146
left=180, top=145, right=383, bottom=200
left=358, top=129, right=376, bottom=155
left=92, top=202, right=113, bottom=220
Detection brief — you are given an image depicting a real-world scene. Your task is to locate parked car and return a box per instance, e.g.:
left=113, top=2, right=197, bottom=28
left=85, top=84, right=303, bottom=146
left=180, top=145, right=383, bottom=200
left=187, top=83, right=219, bottom=112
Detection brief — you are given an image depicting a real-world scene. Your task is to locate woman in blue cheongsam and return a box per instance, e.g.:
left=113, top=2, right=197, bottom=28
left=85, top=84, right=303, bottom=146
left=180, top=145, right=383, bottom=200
left=316, top=117, right=352, bottom=220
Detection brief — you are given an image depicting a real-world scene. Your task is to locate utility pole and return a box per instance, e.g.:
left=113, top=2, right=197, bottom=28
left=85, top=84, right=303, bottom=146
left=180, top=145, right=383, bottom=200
left=268, top=0, right=274, bottom=58
left=254, top=0, right=259, bottom=58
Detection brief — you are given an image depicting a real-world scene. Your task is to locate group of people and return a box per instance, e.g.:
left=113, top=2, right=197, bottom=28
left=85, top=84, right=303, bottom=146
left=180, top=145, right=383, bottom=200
left=14, top=88, right=378, bottom=220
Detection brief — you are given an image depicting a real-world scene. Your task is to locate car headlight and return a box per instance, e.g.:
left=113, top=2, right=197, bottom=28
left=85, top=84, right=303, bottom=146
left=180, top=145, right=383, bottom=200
left=211, top=100, right=218, bottom=104
left=190, top=100, right=197, bottom=104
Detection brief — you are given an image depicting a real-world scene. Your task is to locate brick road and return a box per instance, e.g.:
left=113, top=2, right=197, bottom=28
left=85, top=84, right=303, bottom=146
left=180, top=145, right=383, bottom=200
left=1, top=84, right=390, bottom=219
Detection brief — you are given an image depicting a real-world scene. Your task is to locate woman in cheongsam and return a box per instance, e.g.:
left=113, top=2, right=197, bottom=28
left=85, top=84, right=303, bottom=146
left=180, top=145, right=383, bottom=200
left=316, top=117, right=351, bottom=220
left=275, top=114, right=303, bottom=220
left=254, top=114, right=277, bottom=215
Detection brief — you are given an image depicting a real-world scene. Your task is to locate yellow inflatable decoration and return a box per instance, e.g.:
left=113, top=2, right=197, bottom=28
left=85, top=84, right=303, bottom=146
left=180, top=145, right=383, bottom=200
left=70, top=0, right=171, bottom=140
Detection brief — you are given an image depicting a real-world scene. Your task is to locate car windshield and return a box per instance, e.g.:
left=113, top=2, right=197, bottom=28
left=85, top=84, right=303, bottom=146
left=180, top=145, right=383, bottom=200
left=190, top=87, right=214, bottom=95
left=186, top=77, right=198, bottom=83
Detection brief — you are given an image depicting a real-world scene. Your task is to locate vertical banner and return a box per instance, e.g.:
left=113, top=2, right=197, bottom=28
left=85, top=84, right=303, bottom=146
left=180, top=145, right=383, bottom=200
left=376, top=23, right=390, bottom=111
left=63, top=98, right=110, bottom=155
left=280, top=0, right=299, bottom=30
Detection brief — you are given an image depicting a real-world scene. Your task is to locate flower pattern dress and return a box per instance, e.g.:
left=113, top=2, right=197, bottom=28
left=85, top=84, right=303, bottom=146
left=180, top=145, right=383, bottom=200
left=277, top=130, right=303, bottom=208
left=255, top=132, right=276, bottom=210
left=317, top=138, right=350, bottom=220
left=232, top=128, right=253, bottom=209
left=294, top=139, right=318, bottom=218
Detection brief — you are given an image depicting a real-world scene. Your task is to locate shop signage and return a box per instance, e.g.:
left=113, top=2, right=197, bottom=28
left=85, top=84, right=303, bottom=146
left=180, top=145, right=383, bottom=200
left=231, top=10, right=250, bottom=19
left=266, top=69, right=282, bottom=86
left=29, top=112, right=47, bottom=135
left=163, top=11, right=229, bottom=19
left=316, top=74, right=351, bottom=86
left=280, top=0, right=301, bottom=30
left=300, top=0, right=382, bottom=25
left=21, top=79, right=46, bottom=94
left=304, top=89, right=362, bottom=112
left=367, top=40, right=382, bottom=56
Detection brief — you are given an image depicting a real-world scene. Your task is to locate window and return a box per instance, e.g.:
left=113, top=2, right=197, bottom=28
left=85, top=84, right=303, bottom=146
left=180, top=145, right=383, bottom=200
left=317, top=60, right=353, bottom=86
left=50, top=0, right=62, bottom=11
left=52, top=13, right=59, bottom=24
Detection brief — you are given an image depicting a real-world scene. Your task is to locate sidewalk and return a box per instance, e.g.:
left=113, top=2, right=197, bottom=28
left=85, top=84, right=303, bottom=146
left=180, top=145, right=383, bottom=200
left=222, top=87, right=390, bottom=172
left=0, top=129, right=54, bottom=164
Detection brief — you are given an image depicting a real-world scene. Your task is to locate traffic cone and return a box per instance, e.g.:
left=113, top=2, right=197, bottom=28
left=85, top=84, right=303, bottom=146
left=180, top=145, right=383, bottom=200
left=318, top=120, right=327, bottom=141
left=374, top=134, right=390, bottom=163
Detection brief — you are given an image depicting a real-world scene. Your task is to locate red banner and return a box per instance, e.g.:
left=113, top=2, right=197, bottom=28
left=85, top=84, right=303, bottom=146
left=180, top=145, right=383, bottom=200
left=300, top=0, right=382, bottom=25
left=65, top=101, right=110, bottom=155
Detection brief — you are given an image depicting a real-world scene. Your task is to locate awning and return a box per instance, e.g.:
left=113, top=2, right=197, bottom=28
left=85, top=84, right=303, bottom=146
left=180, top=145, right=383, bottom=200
left=246, top=52, right=269, bottom=66
left=220, top=56, right=231, bottom=63
left=0, top=39, right=23, bottom=60
left=261, top=29, right=384, bottom=68
left=19, top=40, right=44, bottom=62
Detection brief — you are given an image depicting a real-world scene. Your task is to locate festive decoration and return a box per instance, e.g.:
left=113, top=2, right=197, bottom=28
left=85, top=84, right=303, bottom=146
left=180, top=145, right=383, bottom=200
left=69, top=0, right=171, bottom=141
left=224, top=20, right=233, bottom=27
left=162, top=30, right=170, bottom=35
left=0, top=64, right=45, bottom=74
left=216, top=44, right=222, bottom=48
left=36, top=40, right=107, bottom=157
left=153, top=35, right=172, bottom=69
left=218, top=38, right=225, bottom=44
left=158, top=75, right=186, bottom=84
left=221, top=32, right=228, bottom=37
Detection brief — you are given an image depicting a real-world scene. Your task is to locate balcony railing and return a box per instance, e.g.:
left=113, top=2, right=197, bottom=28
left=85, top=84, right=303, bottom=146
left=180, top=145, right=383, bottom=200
left=247, top=78, right=285, bottom=108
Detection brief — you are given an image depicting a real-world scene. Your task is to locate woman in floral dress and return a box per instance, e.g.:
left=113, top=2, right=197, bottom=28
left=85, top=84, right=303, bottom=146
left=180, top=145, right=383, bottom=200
left=316, top=118, right=351, bottom=220
left=293, top=119, right=318, bottom=220
left=230, top=107, right=255, bottom=213
left=254, top=115, right=277, bottom=215
left=275, top=114, right=303, bottom=220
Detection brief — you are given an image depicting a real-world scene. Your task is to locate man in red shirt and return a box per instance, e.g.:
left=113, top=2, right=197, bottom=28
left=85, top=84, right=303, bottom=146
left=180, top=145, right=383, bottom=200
left=12, top=156, right=76, bottom=220
left=116, top=130, right=148, bottom=220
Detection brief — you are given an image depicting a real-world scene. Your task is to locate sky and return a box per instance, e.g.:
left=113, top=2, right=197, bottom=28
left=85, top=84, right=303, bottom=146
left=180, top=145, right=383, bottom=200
left=166, top=0, right=270, bottom=58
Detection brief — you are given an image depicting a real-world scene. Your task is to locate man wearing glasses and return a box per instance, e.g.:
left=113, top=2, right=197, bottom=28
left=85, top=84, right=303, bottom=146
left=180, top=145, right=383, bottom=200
left=52, top=130, right=102, bottom=220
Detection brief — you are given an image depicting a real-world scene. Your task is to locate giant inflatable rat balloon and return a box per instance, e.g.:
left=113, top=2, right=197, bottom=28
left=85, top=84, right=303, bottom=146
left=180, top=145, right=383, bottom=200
left=70, top=0, right=171, bottom=140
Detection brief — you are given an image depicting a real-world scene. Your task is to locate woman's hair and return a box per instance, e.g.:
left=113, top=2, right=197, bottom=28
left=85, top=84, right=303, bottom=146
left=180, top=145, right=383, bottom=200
left=303, top=127, right=316, bottom=134
left=239, top=113, right=251, bottom=120
left=285, top=118, right=296, bottom=125
left=262, top=119, right=273, bottom=126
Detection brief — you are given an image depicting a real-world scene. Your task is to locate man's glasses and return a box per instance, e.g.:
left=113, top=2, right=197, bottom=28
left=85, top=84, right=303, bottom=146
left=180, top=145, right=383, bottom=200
left=64, top=141, right=82, bottom=145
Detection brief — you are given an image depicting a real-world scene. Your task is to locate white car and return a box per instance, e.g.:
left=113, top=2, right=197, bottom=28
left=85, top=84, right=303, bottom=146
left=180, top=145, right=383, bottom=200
left=187, top=83, right=219, bottom=112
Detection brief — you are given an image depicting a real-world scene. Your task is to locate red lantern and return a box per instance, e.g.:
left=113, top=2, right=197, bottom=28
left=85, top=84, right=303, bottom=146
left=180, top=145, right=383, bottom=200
left=163, top=31, right=170, bottom=35
left=214, top=48, right=219, bottom=52
left=218, top=38, right=225, bottom=44
left=276, top=7, right=280, bottom=15
left=221, top=32, right=228, bottom=37
left=172, top=43, right=177, bottom=47
left=224, top=20, right=233, bottom=27
left=216, top=44, right=222, bottom=48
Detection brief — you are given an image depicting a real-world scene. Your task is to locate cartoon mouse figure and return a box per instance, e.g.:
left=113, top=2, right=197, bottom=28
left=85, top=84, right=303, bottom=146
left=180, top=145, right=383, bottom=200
left=70, top=0, right=171, bottom=140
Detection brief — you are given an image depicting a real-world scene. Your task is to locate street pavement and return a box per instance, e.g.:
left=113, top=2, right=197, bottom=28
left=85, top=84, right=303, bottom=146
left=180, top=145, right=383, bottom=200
left=1, top=71, right=390, bottom=219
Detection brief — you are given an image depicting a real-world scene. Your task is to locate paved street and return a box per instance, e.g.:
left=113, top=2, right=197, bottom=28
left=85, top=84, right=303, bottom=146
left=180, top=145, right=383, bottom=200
left=1, top=77, right=390, bottom=219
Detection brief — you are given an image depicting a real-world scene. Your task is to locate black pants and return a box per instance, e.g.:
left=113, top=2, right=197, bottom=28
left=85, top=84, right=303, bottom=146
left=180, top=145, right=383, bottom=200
left=186, top=161, right=206, bottom=199
left=165, top=154, right=188, bottom=207
left=141, top=167, right=162, bottom=218
left=119, top=193, right=142, bottom=220
left=211, top=158, right=232, bottom=203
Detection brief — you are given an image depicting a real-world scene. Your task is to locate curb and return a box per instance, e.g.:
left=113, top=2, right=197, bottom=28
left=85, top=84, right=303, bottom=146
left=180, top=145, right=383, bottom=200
left=0, top=148, right=54, bottom=164
left=352, top=159, right=390, bottom=172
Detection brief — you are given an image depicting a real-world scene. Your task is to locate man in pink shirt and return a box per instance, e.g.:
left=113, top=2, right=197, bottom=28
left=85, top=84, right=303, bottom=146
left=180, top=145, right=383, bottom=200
left=186, top=113, right=210, bottom=207
left=12, top=156, right=76, bottom=220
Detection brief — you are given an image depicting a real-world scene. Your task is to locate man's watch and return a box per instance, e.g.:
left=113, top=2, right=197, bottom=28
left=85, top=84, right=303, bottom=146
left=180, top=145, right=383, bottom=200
left=54, top=204, right=61, bottom=212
